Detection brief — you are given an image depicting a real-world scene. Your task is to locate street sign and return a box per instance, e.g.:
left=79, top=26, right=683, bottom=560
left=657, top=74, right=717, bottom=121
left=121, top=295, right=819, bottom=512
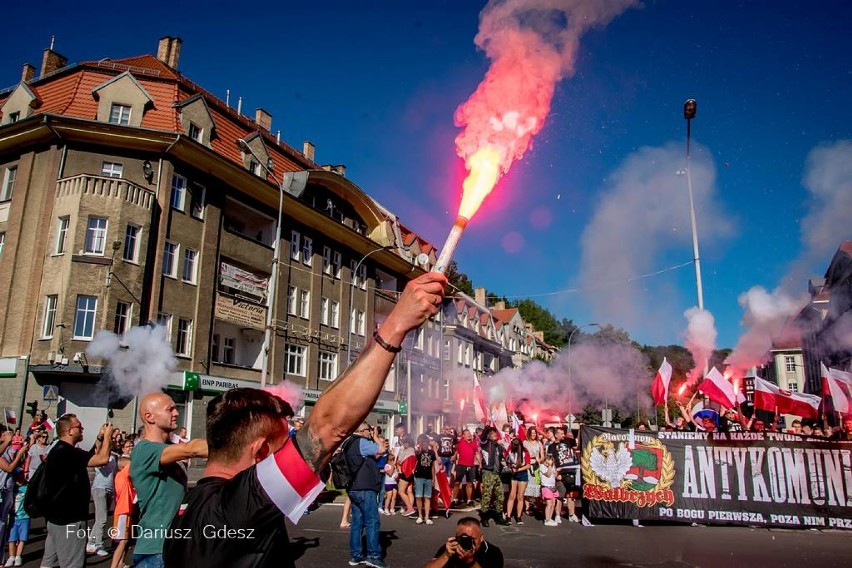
left=43, top=385, right=59, bottom=402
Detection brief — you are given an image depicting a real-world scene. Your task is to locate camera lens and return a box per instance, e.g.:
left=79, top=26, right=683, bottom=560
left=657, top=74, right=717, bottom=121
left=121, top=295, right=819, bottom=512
left=457, top=534, right=474, bottom=551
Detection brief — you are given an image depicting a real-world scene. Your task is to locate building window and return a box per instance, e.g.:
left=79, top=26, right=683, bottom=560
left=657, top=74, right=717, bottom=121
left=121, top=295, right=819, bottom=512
left=357, top=310, right=365, bottom=336
left=322, top=246, right=332, bottom=275
left=299, top=290, right=310, bottom=319
left=358, top=265, right=367, bottom=290
left=101, top=162, right=123, bottom=178
left=109, top=103, right=132, bottom=125
left=788, top=382, right=799, bottom=393
left=1, top=167, right=17, bottom=201
left=332, top=251, right=341, bottom=278
left=0, top=233, right=4, bottom=259
left=73, top=295, right=97, bottom=339
left=350, top=261, right=359, bottom=288
left=114, top=301, right=132, bottom=335
left=55, top=217, right=70, bottom=255
left=415, top=328, right=424, bottom=350
left=42, top=295, right=58, bottom=338
left=785, top=356, right=796, bottom=373
left=287, top=286, right=297, bottom=315
left=211, top=334, right=220, bottom=362
left=182, top=248, right=198, bottom=284
left=318, top=351, right=338, bottom=381
left=285, top=344, right=306, bottom=376
left=163, top=241, right=178, bottom=278
left=320, top=297, right=329, bottom=325
left=444, top=340, right=450, bottom=361
left=331, top=301, right=340, bottom=329
left=301, top=237, right=313, bottom=266
left=123, top=225, right=140, bottom=262
left=85, top=216, right=108, bottom=255
left=249, top=160, right=262, bottom=176
left=189, top=184, right=205, bottom=219
left=290, top=231, right=300, bottom=261
left=170, top=174, right=187, bottom=211
left=157, top=314, right=173, bottom=344
left=176, top=318, right=193, bottom=356
left=223, top=337, right=235, bottom=364
left=7, top=112, right=19, bottom=123
left=188, top=122, right=203, bottom=142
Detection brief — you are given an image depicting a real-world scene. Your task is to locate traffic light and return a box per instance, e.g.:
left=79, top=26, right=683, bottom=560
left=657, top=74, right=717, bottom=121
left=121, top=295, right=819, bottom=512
left=26, top=401, right=38, bottom=418
left=398, top=400, right=408, bottom=416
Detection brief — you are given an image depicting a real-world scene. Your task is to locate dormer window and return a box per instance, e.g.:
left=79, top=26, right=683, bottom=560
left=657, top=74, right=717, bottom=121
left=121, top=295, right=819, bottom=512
left=249, top=160, right=262, bottom=176
left=109, top=103, right=132, bottom=125
left=8, top=112, right=19, bottom=123
left=188, top=122, right=203, bottom=142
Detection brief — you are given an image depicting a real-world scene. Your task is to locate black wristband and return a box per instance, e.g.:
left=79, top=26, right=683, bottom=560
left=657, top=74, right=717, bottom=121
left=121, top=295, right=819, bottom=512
left=373, top=330, right=401, bottom=353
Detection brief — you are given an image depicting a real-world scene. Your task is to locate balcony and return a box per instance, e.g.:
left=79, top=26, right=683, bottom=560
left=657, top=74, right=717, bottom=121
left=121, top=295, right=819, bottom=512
left=56, top=174, right=155, bottom=210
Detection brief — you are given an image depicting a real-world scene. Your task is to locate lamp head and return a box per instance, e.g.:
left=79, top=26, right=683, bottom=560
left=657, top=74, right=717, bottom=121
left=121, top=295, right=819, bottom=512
left=684, top=99, right=697, bottom=120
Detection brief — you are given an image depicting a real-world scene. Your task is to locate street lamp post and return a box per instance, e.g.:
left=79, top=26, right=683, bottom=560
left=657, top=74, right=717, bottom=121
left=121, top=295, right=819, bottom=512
left=567, top=323, right=600, bottom=430
left=683, top=99, right=705, bottom=313
left=346, top=245, right=394, bottom=367
left=237, top=139, right=285, bottom=389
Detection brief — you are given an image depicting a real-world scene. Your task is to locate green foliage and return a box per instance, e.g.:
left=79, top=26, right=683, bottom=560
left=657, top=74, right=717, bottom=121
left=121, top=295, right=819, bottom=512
left=444, top=261, right=474, bottom=296
left=507, top=298, right=568, bottom=347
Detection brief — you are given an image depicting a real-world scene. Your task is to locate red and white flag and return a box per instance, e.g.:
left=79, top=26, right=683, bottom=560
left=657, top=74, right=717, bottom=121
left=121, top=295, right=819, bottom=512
left=256, top=439, right=324, bottom=523
left=3, top=409, right=16, bottom=425
left=754, top=377, right=820, bottom=419
left=821, top=363, right=852, bottom=414
left=42, top=418, right=55, bottom=431
left=651, top=357, right=673, bottom=406
left=697, top=367, right=739, bottom=408
left=473, top=375, right=488, bottom=423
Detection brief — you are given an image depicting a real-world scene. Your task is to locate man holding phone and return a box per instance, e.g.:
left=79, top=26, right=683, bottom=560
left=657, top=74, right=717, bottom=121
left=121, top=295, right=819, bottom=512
left=424, top=517, right=504, bottom=568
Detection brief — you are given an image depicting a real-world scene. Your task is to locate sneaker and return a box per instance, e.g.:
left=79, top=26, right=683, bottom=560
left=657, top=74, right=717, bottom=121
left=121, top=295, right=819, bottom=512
left=364, top=558, right=389, bottom=568
left=348, top=559, right=364, bottom=566
left=515, top=517, right=524, bottom=525
left=13, top=558, right=22, bottom=568
left=544, top=520, right=558, bottom=526
left=425, top=519, right=434, bottom=525
left=403, top=509, right=417, bottom=518
left=95, top=548, right=110, bottom=557
left=569, top=515, right=580, bottom=523
left=632, top=519, right=644, bottom=528
left=5, top=557, right=15, bottom=567
left=555, top=515, right=563, bottom=524
left=416, top=517, right=423, bottom=524
left=85, top=544, right=97, bottom=554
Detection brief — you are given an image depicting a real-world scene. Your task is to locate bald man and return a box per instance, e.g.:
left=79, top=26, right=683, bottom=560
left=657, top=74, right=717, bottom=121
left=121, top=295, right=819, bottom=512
left=130, top=392, right=207, bottom=568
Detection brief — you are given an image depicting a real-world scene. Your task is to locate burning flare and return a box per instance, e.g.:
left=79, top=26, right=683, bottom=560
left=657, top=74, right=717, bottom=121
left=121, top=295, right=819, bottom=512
left=677, top=384, right=687, bottom=397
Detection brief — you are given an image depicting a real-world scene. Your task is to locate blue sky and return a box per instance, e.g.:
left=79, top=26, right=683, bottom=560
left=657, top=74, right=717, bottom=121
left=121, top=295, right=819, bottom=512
left=4, top=0, right=852, bottom=352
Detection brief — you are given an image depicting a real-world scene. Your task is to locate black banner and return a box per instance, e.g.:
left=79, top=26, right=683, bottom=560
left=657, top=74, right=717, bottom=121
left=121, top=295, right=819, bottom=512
left=580, top=426, right=852, bottom=529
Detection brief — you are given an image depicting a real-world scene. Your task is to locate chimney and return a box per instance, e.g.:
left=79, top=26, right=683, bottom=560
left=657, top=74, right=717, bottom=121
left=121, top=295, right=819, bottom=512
left=475, top=287, right=487, bottom=307
left=40, top=48, right=67, bottom=78
left=494, top=301, right=506, bottom=310
left=332, top=164, right=346, bottom=177
left=255, top=108, right=272, bottom=131
left=157, top=37, right=182, bottom=69
left=303, top=141, right=315, bottom=162
left=534, top=331, right=544, bottom=342
left=21, top=63, right=35, bottom=83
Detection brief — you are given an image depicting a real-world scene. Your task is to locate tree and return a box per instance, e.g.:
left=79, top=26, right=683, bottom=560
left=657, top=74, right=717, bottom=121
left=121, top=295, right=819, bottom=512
left=508, top=299, right=568, bottom=347
left=443, top=260, right=474, bottom=297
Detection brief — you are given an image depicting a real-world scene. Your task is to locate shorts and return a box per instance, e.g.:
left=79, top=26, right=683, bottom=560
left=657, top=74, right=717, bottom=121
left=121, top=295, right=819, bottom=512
left=384, top=484, right=397, bottom=493
left=414, top=477, right=433, bottom=498
left=440, top=456, right=453, bottom=477
left=541, top=487, right=559, bottom=500
left=556, top=476, right=580, bottom=499
left=9, top=518, right=29, bottom=542
left=455, top=465, right=477, bottom=484
left=399, top=473, right=414, bottom=484
left=512, top=471, right=529, bottom=483
left=113, top=513, right=131, bottom=541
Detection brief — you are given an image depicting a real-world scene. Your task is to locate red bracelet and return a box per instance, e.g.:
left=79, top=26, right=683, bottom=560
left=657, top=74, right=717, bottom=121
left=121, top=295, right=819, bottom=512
left=373, top=331, right=402, bottom=353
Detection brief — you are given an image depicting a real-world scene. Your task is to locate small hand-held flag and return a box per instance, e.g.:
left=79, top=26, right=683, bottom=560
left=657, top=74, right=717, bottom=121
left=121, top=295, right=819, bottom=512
left=3, top=409, right=16, bottom=426
left=651, top=357, right=673, bottom=406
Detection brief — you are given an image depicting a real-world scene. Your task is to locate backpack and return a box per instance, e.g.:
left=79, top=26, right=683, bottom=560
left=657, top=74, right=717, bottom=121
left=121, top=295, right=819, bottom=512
left=23, top=461, right=51, bottom=519
left=330, top=436, right=358, bottom=490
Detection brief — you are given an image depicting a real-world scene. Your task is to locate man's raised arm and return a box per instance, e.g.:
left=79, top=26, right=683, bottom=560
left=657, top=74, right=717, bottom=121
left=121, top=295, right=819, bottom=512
left=297, top=272, right=447, bottom=472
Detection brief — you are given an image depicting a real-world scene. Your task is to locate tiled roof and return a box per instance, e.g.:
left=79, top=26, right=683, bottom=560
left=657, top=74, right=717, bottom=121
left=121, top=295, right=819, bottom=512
left=491, top=308, right=518, bottom=323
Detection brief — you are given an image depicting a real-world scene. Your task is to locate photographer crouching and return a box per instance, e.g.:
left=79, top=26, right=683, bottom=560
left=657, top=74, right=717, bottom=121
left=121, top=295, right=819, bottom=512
left=424, top=517, right=503, bottom=568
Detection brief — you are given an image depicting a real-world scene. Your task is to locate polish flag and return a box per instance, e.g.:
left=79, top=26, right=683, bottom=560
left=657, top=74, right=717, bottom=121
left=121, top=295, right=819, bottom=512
left=3, top=409, right=16, bottom=425
left=42, top=418, right=55, bottom=431
left=821, top=363, right=852, bottom=414
left=473, top=375, right=488, bottom=423
left=697, top=367, right=739, bottom=408
left=256, top=438, right=325, bottom=523
left=754, top=377, right=820, bottom=419
left=651, top=358, right=673, bottom=406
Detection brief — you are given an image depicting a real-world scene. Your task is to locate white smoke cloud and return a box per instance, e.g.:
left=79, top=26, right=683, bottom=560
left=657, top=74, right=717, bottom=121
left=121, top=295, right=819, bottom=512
left=728, top=140, right=852, bottom=367
left=472, top=337, right=651, bottom=420
left=87, top=325, right=176, bottom=398
left=576, top=142, right=734, bottom=338
left=683, top=307, right=717, bottom=382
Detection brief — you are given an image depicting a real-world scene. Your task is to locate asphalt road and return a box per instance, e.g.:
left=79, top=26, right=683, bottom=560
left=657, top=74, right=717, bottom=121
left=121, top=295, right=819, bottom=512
left=14, top=501, right=852, bottom=567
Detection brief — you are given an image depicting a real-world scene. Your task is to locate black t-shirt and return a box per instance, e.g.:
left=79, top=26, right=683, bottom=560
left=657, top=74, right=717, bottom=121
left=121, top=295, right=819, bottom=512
left=163, top=469, right=293, bottom=568
left=548, top=441, right=576, bottom=472
left=43, top=440, right=94, bottom=524
left=434, top=541, right=504, bottom=568
left=415, top=449, right=437, bottom=479
left=438, top=434, right=455, bottom=457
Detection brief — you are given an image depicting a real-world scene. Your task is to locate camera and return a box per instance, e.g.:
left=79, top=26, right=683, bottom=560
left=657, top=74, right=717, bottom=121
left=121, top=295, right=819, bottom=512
left=456, top=534, right=475, bottom=551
